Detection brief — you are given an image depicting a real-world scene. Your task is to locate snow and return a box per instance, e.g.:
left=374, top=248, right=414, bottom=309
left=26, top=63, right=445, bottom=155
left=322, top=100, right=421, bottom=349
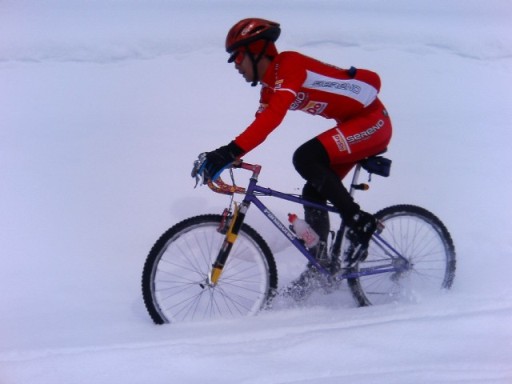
left=1, top=0, right=512, bottom=382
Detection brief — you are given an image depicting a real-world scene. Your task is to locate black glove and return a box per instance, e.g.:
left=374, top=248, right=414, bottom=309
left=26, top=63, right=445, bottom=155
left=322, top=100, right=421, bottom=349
left=201, top=141, right=244, bottom=181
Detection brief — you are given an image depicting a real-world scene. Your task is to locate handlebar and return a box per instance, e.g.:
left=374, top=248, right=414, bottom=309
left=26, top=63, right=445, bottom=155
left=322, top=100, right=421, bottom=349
left=206, top=161, right=261, bottom=195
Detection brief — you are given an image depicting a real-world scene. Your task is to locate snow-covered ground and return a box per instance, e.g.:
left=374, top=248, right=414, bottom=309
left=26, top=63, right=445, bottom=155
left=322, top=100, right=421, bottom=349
left=1, top=1, right=511, bottom=383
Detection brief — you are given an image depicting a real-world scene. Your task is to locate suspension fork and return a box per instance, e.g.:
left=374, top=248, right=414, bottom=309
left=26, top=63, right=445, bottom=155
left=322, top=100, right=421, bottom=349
left=209, top=200, right=250, bottom=285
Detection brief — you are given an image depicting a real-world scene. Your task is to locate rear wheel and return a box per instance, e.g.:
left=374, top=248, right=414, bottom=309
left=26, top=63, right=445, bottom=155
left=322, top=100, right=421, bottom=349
left=348, top=205, right=456, bottom=306
left=142, top=215, right=278, bottom=323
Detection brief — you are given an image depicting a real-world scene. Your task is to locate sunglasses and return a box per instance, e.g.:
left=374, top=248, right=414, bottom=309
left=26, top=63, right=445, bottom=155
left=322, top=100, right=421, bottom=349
left=228, top=49, right=245, bottom=65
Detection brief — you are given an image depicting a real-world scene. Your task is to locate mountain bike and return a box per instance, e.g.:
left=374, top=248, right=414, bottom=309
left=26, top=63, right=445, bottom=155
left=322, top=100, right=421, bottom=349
left=142, top=155, right=456, bottom=324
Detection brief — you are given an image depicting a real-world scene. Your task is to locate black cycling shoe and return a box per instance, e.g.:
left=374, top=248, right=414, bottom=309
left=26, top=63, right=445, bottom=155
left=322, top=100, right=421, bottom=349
left=345, top=211, right=383, bottom=266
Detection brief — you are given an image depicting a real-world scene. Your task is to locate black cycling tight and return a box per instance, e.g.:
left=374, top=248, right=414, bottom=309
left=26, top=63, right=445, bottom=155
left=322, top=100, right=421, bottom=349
left=292, top=137, right=360, bottom=225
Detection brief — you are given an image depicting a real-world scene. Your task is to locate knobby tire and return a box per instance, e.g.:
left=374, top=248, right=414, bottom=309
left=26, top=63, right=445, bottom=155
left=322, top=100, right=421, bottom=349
left=347, top=204, right=456, bottom=306
left=142, top=214, right=278, bottom=324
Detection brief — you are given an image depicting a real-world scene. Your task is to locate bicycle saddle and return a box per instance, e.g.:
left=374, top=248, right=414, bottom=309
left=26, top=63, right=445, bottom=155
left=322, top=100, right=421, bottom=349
left=360, top=155, right=392, bottom=177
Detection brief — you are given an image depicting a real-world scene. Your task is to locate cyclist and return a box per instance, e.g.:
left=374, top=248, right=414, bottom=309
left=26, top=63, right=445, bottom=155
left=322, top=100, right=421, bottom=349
left=196, top=18, right=392, bottom=297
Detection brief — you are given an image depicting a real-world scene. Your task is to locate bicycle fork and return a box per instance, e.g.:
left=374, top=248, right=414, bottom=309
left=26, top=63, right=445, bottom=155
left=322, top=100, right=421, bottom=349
left=208, top=201, right=250, bottom=285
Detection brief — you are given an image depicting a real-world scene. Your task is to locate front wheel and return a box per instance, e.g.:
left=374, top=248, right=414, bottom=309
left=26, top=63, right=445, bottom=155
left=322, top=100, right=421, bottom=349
left=348, top=205, right=456, bottom=306
left=142, top=214, right=278, bottom=324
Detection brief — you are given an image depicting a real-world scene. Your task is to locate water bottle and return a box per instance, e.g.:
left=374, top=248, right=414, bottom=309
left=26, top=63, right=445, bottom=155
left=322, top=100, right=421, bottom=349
left=288, top=213, right=319, bottom=248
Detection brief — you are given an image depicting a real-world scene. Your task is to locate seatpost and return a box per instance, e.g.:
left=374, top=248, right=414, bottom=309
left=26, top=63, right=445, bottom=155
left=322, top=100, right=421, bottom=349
left=349, top=164, right=362, bottom=196
left=349, top=163, right=371, bottom=196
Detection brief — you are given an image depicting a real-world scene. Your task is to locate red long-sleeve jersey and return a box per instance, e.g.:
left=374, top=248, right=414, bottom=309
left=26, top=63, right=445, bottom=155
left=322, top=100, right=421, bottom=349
left=234, top=51, right=382, bottom=153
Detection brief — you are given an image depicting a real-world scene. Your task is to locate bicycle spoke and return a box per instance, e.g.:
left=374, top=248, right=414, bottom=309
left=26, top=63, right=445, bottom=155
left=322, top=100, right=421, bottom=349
left=348, top=205, right=456, bottom=306
left=142, top=215, right=277, bottom=323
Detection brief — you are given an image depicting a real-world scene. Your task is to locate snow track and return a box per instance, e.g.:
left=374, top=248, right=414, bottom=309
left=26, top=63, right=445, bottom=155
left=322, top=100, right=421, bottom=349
left=1, top=1, right=511, bottom=383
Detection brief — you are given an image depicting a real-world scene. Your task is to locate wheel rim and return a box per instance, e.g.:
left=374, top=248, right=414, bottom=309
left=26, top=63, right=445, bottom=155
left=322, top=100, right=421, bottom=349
left=150, top=222, right=270, bottom=322
left=356, top=211, right=454, bottom=305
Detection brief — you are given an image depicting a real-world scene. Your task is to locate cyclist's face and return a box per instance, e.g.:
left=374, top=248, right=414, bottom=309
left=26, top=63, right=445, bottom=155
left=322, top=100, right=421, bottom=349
left=233, top=52, right=255, bottom=83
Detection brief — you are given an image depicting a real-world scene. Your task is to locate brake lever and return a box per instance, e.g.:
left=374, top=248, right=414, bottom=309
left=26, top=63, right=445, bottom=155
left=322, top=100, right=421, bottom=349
left=191, top=152, right=208, bottom=188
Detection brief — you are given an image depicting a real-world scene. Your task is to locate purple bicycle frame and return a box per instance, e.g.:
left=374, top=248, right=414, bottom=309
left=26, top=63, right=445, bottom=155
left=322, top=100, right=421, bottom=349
left=240, top=177, right=410, bottom=279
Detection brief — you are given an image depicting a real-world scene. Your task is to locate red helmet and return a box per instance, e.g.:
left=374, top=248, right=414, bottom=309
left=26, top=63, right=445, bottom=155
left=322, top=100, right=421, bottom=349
left=225, top=18, right=281, bottom=54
